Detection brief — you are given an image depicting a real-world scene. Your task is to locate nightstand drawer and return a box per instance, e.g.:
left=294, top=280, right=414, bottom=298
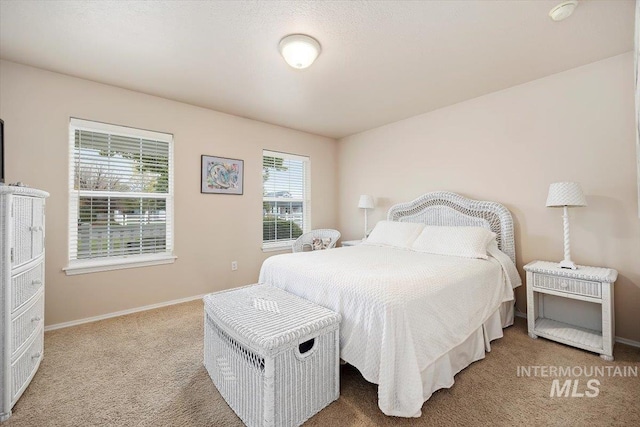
left=532, top=273, right=601, bottom=298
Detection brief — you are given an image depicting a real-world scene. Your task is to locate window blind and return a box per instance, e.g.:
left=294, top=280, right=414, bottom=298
left=262, top=150, right=310, bottom=249
left=68, top=118, right=173, bottom=263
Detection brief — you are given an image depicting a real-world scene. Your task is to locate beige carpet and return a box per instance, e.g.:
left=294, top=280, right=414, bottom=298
left=4, top=300, right=639, bottom=426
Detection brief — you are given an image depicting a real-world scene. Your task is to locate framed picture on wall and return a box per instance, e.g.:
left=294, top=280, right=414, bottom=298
left=201, top=155, right=244, bottom=195
left=636, top=1, right=640, bottom=218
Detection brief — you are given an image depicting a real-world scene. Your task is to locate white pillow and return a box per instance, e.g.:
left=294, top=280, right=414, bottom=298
left=363, top=220, right=425, bottom=249
left=411, top=226, right=496, bottom=259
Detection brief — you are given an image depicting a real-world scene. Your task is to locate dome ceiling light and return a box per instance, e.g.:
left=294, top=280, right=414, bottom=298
left=549, top=1, right=578, bottom=22
left=279, top=34, right=321, bottom=69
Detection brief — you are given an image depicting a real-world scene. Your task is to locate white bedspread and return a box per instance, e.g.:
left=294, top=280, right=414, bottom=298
left=258, top=244, right=520, bottom=417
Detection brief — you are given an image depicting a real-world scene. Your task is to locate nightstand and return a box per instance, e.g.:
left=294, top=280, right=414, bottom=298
left=341, top=240, right=363, bottom=247
left=524, top=261, right=617, bottom=361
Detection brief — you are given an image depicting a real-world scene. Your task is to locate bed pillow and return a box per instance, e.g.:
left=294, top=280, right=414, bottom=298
left=411, top=226, right=496, bottom=259
left=363, top=220, right=425, bottom=249
left=312, top=237, right=332, bottom=250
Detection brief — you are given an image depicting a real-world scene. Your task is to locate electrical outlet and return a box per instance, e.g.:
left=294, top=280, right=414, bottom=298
left=231, top=261, right=238, bottom=271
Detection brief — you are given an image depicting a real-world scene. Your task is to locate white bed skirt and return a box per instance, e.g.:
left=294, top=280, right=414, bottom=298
left=406, top=300, right=514, bottom=417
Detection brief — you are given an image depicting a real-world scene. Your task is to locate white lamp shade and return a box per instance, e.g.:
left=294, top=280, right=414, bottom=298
left=279, top=34, right=321, bottom=69
left=358, top=195, right=374, bottom=209
left=546, top=182, right=587, bottom=207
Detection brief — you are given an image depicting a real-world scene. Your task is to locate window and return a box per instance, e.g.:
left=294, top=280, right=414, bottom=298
left=262, top=150, right=310, bottom=250
left=65, top=118, right=175, bottom=275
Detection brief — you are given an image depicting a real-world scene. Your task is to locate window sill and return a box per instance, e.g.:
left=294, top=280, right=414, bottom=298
left=262, top=243, right=293, bottom=253
left=63, top=254, right=177, bottom=276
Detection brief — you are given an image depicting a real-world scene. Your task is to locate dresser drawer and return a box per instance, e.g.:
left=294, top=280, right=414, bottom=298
left=11, top=326, right=43, bottom=403
left=532, top=273, right=601, bottom=298
left=11, top=293, right=44, bottom=356
left=11, top=261, right=44, bottom=313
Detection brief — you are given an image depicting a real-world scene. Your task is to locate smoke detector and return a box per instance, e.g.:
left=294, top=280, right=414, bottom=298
left=549, top=1, right=578, bottom=22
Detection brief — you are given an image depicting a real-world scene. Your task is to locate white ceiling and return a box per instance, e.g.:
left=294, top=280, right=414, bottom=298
left=0, top=0, right=635, bottom=139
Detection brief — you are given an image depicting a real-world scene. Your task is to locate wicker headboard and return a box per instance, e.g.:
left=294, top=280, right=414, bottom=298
left=387, top=191, right=516, bottom=264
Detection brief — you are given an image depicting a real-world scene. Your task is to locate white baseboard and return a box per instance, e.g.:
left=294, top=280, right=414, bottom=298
left=512, top=311, right=640, bottom=348
left=44, top=296, right=640, bottom=350
left=44, top=293, right=207, bottom=332
left=615, top=336, right=640, bottom=349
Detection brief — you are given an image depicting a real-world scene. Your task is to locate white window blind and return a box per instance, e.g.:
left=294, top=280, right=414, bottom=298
left=262, top=150, right=310, bottom=250
left=66, top=118, right=174, bottom=274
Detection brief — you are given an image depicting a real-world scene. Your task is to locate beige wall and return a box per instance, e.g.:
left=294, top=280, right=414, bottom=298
left=0, top=60, right=338, bottom=326
left=2, top=52, right=638, bottom=342
left=338, top=53, right=640, bottom=342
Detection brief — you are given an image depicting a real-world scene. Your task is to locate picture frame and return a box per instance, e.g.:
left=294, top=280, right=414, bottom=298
left=201, top=155, right=244, bottom=195
left=636, top=1, right=640, bottom=218
left=0, top=119, right=4, bottom=183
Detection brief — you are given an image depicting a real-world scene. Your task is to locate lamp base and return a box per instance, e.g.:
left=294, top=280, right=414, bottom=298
left=559, top=259, right=577, bottom=270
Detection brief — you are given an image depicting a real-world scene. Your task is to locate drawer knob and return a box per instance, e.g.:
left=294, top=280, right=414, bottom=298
left=32, top=279, right=42, bottom=285
left=31, top=352, right=41, bottom=360
left=560, top=281, right=569, bottom=289
left=29, top=226, right=43, bottom=232
left=31, top=316, right=42, bottom=322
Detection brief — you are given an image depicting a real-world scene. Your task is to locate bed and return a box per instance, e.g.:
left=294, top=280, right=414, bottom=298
left=258, top=191, right=522, bottom=418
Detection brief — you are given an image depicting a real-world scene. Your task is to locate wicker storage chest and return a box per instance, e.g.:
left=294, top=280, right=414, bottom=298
left=203, top=284, right=341, bottom=427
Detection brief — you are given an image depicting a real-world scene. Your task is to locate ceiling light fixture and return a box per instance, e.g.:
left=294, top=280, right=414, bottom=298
left=549, top=1, right=578, bottom=22
left=279, top=34, right=321, bottom=69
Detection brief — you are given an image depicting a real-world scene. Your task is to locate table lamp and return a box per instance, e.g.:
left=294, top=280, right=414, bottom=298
left=358, top=195, right=374, bottom=239
left=546, top=182, right=587, bottom=269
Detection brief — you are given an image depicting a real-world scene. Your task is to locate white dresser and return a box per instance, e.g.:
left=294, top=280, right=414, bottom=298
left=0, top=186, right=49, bottom=421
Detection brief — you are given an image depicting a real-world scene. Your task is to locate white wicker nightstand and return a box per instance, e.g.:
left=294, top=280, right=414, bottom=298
left=524, top=261, right=617, bottom=361
left=341, top=240, right=363, bottom=247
